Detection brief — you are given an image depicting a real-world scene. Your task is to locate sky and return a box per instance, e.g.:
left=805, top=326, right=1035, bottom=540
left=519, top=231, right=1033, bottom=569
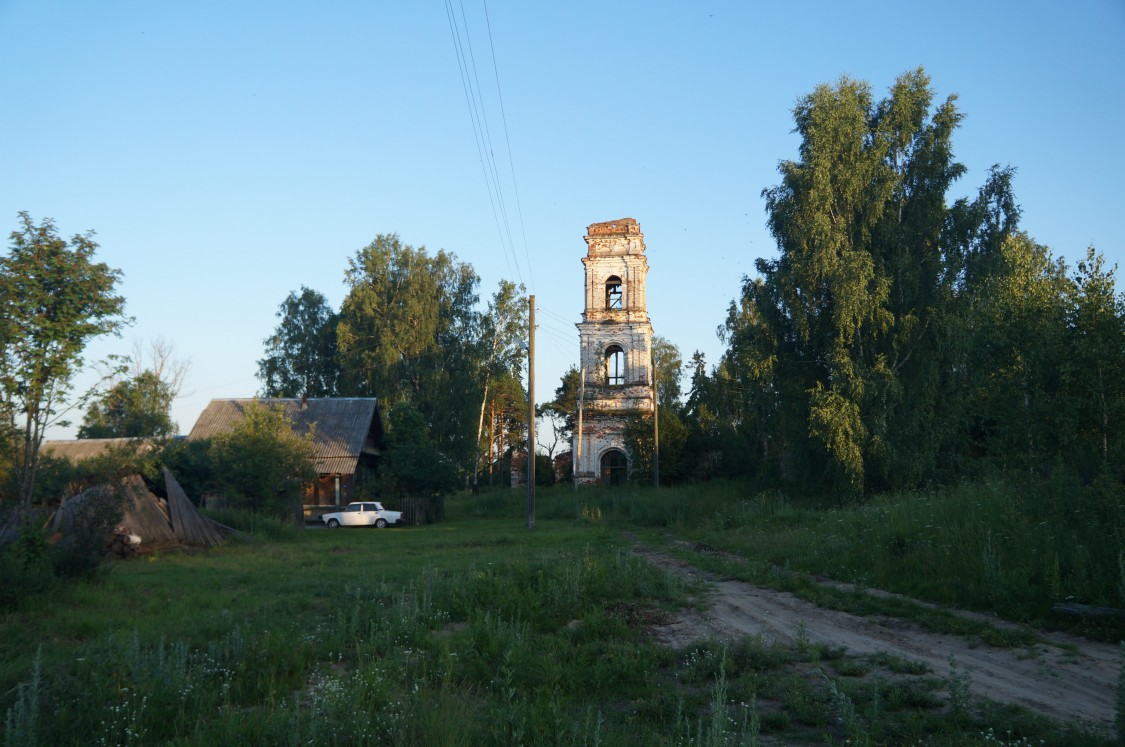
left=1, top=1, right=1123, bottom=440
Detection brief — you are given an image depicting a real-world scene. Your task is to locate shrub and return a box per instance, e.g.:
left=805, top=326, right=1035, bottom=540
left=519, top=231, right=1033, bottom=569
left=379, top=401, right=459, bottom=499
left=209, top=403, right=317, bottom=519
left=0, top=523, right=54, bottom=609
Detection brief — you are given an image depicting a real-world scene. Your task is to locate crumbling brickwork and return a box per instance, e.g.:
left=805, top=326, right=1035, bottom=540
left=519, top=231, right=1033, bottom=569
left=573, top=218, right=655, bottom=485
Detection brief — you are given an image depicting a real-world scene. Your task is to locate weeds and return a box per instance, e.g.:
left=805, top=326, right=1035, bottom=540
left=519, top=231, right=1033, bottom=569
left=1117, top=642, right=1124, bottom=747
left=3, top=647, right=40, bottom=747
left=947, top=654, right=974, bottom=721
left=0, top=489, right=1117, bottom=746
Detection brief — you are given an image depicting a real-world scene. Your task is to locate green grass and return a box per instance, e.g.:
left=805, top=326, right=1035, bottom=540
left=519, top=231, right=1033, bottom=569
left=558, top=476, right=1125, bottom=641
left=0, top=479, right=1118, bottom=745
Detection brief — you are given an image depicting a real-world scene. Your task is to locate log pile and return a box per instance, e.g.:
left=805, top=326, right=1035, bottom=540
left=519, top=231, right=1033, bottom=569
left=104, top=526, right=142, bottom=559
left=51, top=472, right=235, bottom=555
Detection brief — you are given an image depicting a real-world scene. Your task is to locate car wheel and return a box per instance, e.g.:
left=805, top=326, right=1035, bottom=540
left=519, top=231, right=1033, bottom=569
left=327, top=518, right=340, bottom=528
left=375, top=518, right=387, bottom=529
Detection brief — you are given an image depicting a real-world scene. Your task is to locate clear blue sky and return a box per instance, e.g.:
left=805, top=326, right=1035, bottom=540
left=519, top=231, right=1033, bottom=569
left=2, top=1, right=1122, bottom=438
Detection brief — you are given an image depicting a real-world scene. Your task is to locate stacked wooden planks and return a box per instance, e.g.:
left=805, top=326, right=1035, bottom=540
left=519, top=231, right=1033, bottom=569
left=163, top=468, right=229, bottom=546
left=51, top=472, right=234, bottom=553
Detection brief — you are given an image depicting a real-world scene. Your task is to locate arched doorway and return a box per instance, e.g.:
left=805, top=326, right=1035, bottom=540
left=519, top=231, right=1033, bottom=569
left=600, top=449, right=628, bottom=487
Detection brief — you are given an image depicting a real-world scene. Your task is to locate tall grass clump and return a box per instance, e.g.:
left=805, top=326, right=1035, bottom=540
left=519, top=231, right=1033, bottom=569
left=3, top=647, right=41, bottom=747
left=1117, top=642, right=1125, bottom=747
left=679, top=474, right=1124, bottom=633
left=202, top=507, right=302, bottom=540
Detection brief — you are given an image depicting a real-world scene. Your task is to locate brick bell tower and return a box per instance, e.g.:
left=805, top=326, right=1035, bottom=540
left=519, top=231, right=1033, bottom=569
left=573, top=218, right=654, bottom=485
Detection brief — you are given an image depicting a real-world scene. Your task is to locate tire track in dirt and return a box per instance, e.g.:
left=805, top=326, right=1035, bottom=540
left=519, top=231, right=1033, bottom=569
left=636, top=546, right=1120, bottom=731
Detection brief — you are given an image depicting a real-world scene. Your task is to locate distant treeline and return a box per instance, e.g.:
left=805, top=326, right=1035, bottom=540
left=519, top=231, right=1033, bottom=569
left=259, top=69, right=1123, bottom=497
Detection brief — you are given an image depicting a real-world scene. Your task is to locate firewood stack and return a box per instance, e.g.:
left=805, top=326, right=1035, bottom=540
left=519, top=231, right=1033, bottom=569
left=104, top=524, right=142, bottom=559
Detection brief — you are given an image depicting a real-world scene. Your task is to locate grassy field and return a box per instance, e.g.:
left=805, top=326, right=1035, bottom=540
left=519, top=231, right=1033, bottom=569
left=1, top=479, right=1120, bottom=746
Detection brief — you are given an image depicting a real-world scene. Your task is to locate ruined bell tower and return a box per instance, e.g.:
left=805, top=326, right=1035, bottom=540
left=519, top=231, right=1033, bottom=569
left=573, top=218, right=654, bottom=485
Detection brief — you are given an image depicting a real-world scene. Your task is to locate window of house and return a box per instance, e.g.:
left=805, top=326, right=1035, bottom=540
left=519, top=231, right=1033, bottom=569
left=605, top=276, right=623, bottom=309
left=605, top=345, right=625, bottom=386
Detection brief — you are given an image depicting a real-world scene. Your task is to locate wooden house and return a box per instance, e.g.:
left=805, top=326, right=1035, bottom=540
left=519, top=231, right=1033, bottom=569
left=188, top=397, right=383, bottom=520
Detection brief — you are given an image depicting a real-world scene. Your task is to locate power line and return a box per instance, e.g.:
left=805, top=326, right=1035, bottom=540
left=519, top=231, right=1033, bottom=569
left=442, top=0, right=530, bottom=288
left=456, top=0, right=520, bottom=281
left=443, top=0, right=518, bottom=283
left=536, top=304, right=576, bottom=327
left=482, top=0, right=534, bottom=291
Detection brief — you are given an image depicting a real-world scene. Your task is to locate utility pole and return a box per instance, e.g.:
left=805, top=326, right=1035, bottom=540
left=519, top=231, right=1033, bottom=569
left=574, top=366, right=584, bottom=491
left=527, top=295, right=536, bottom=530
left=652, top=349, right=660, bottom=488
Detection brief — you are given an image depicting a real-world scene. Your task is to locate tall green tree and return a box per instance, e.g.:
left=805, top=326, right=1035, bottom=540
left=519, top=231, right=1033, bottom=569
left=725, top=69, right=1022, bottom=495
left=483, top=372, right=527, bottom=486
left=257, top=287, right=341, bottom=398
left=652, top=335, right=684, bottom=412
left=472, top=280, right=527, bottom=485
left=336, top=234, right=481, bottom=467
left=78, top=339, right=188, bottom=439
left=963, top=234, right=1072, bottom=472
left=544, top=366, right=580, bottom=441
left=380, top=400, right=459, bottom=499
left=1063, top=249, right=1125, bottom=476
left=78, top=371, right=176, bottom=438
left=624, top=408, right=689, bottom=485
left=0, top=213, right=129, bottom=509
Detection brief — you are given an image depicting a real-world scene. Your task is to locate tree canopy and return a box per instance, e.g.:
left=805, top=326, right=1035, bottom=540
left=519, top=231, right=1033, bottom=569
left=78, top=339, right=188, bottom=439
left=257, top=287, right=341, bottom=398
left=686, top=68, right=1125, bottom=495
left=78, top=371, right=176, bottom=439
left=253, top=236, right=531, bottom=492
left=0, top=212, right=129, bottom=508
left=337, top=234, right=483, bottom=465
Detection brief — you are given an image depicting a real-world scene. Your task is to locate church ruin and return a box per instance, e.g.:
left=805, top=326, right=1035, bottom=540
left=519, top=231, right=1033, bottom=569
left=572, top=218, right=655, bottom=485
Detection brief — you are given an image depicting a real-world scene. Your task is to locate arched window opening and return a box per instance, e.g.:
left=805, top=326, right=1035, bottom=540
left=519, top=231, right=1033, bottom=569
left=605, top=276, right=623, bottom=309
left=605, top=345, right=625, bottom=386
left=600, top=449, right=628, bottom=487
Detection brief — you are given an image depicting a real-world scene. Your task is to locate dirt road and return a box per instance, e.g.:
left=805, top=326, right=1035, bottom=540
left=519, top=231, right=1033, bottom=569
left=637, top=546, right=1120, bottom=731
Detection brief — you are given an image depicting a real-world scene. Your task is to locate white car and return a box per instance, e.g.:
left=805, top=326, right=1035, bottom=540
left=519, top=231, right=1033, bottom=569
left=321, top=502, right=403, bottom=528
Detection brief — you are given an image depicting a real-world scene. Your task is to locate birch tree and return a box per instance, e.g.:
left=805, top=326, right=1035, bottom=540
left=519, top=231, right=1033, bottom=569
left=724, top=69, right=1021, bottom=494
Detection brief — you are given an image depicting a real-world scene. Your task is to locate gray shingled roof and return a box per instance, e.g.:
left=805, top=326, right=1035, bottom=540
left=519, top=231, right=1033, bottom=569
left=187, top=398, right=382, bottom=475
left=42, top=438, right=155, bottom=464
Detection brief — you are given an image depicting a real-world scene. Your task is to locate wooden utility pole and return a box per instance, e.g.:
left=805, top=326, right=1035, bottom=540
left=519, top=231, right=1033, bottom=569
left=527, top=295, right=536, bottom=530
left=652, top=349, right=660, bottom=488
left=574, top=366, right=584, bottom=491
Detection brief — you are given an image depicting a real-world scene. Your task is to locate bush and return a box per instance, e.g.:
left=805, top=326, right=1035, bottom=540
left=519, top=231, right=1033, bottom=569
left=0, top=524, right=55, bottom=609
left=380, top=402, right=460, bottom=499
left=209, top=403, right=317, bottom=519
left=534, top=454, right=556, bottom=486
left=157, top=438, right=215, bottom=502
left=51, top=484, right=125, bottom=579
